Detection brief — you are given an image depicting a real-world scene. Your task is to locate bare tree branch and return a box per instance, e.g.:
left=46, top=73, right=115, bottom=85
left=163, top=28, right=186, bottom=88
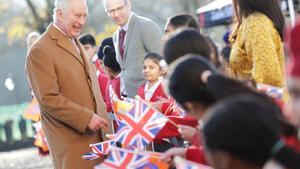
left=45, top=0, right=54, bottom=24
left=25, top=0, right=54, bottom=33
left=25, top=0, right=41, bottom=22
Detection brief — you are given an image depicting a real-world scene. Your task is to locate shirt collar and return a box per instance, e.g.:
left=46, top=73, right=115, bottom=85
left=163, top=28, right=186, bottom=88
left=120, top=12, right=133, bottom=31
left=144, top=78, right=162, bottom=94
left=53, top=23, right=73, bottom=41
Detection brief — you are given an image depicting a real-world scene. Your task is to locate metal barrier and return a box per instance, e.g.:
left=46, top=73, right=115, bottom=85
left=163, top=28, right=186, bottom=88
left=0, top=102, right=35, bottom=151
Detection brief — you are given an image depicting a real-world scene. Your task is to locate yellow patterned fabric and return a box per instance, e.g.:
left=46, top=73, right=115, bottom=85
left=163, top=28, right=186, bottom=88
left=229, top=13, right=286, bottom=88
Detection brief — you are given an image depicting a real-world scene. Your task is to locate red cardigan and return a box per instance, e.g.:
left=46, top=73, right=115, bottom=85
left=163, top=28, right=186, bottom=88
left=161, top=101, right=183, bottom=116
left=185, top=132, right=207, bottom=165
left=156, top=116, right=198, bottom=139
left=97, top=72, right=109, bottom=103
left=137, top=82, right=168, bottom=102
left=93, top=58, right=103, bottom=74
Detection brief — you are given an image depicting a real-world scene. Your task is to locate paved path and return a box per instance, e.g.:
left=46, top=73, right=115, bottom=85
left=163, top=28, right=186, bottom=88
left=0, top=148, right=284, bottom=169
left=0, top=148, right=53, bottom=169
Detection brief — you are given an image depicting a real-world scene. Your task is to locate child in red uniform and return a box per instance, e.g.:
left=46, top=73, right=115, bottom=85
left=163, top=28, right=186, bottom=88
left=95, top=38, right=116, bottom=102
left=79, top=35, right=109, bottom=93
left=137, top=53, right=184, bottom=152
left=203, top=95, right=300, bottom=169
left=137, top=53, right=168, bottom=102
left=102, top=45, right=121, bottom=132
left=103, top=46, right=121, bottom=112
left=79, top=34, right=107, bottom=75
left=101, top=44, right=121, bottom=133
left=97, top=38, right=114, bottom=74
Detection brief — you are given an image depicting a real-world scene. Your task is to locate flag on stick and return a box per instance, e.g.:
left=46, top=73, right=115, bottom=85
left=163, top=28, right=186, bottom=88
left=115, top=99, right=167, bottom=149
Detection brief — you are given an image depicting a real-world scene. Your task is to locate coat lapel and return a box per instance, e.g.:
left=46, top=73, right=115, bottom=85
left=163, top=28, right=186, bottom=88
left=75, top=38, right=113, bottom=136
left=48, top=24, right=84, bottom=66
left=75, top=38, right=92, bottom=74
left=75, top=38, right=90, bottom=65
left=114, top=32, right=123, bottom=66
left=123, top=13, right=136, bottom=62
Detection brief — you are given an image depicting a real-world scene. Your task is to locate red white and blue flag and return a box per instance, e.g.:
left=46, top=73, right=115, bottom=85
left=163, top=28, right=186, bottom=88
left=122, top=97, right=136, bottom=104
left=90, top=140, right=116, bottom=156
left=115, top=99, right=167, bottom=149
left=82, top=140, right=116, bottom=161
left=95, top=148, right=168, bottom=169
left=82, top=152, right=99, bottom=161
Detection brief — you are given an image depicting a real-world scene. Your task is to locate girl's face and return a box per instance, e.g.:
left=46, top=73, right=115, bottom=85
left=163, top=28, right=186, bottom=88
left=183, top=102, right=206, bottom=120
left=143, top=58, right=162, bottom=83
left=162, top=22, right=176, bottom=43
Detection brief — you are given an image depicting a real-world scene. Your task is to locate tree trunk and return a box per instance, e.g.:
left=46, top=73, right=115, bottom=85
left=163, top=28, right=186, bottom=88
left=25, top=0, right=49, bottom=33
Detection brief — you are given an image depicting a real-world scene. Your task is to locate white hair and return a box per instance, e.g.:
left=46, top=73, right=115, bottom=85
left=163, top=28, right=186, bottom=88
left=26, top=31, right=41, bottom=48
left=52, top=0, right=68, bottom=22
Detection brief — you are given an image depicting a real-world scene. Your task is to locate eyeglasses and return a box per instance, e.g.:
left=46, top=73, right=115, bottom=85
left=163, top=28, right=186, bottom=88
left=107, top=3, right=127, bottom=15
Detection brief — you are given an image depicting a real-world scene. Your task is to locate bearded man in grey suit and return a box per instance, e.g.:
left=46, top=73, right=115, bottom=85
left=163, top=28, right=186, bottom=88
left=104, top=0, right=162, bottom=98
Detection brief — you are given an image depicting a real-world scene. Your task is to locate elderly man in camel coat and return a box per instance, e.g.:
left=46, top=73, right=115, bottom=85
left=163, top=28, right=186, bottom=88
left=25, top=0, right=112, bottom=168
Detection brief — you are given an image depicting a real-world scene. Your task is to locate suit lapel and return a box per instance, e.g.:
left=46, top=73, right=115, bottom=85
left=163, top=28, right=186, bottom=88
left=48, top=24, right=84, bottom=66
left=123, top=13, right=136, bottom=62
left=114, top=32, right=123, bottom=65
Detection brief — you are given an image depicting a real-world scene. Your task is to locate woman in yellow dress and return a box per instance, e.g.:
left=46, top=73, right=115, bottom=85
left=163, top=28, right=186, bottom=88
left=229, top=0, right=286, bottom=88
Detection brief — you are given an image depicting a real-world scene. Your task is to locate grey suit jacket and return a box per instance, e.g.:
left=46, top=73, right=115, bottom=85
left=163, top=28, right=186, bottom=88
left=113, top=13, right=162, bottom=97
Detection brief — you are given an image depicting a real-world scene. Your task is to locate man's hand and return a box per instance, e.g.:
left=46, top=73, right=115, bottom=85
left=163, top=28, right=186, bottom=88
left=87, top=114, right=109, bottom=132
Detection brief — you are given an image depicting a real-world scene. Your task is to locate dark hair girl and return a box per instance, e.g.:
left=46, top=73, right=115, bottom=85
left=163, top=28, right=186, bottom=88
left=203, top=94, right=300, bottom=169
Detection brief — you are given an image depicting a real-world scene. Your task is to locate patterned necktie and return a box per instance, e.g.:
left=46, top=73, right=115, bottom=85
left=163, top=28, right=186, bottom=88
left=119, top=29, right=126, bottom=59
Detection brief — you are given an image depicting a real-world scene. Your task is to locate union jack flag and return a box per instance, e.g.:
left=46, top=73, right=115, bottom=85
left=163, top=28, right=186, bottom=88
left=115, top=99, right=167, bottom=149
left=82, top=152, right=99, bottom=161
left=122, top=97, right=136, bottom=104
left=94, top=148, right=149, bottom=169
left=90, top=140, right=116, bottom=155
left=174, top=156, right=212, bottom=169
left=95, top=148, right=168, bottom=169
